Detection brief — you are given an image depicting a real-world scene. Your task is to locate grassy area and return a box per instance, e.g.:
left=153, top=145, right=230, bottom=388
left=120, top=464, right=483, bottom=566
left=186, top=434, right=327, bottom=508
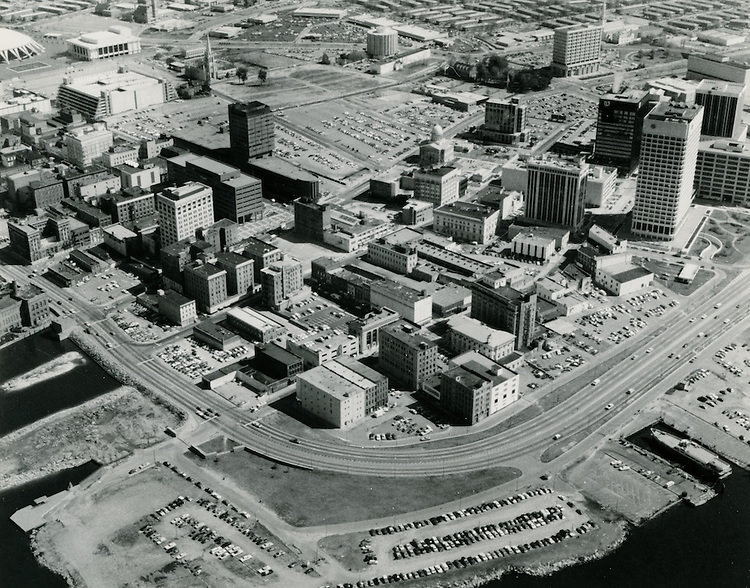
left=318, top=532, right=371, bottom=572
left=192, top=450, right=520, bottom=527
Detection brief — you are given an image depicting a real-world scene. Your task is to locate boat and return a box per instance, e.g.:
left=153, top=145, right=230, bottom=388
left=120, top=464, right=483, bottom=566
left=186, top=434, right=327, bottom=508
left=651, top=428, right=732, bottom=479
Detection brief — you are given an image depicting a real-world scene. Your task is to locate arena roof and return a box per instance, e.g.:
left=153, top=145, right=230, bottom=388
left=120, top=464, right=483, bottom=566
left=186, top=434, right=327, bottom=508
left=0, top=29, right=45, bottom=63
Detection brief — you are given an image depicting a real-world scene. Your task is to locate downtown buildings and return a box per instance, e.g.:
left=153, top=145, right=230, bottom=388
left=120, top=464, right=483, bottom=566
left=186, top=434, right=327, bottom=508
left=631, top=102, right=703, bottom=240
left=228, top=101, right=275, bottom=162
left=525, top=156, right=589, bottom=229
left=551, top=23, right=602, bottom=77
left=594, top=90, right=655, bottom=173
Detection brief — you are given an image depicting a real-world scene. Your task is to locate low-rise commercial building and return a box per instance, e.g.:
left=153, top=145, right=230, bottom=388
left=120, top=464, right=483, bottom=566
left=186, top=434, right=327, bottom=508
left=158, top=290, right=197, bottom=326
left=64, top=123, right=113, bottom=168
left=593, top=254, right=654, bottom=296
left=367, top=239, right=418, bottom=274
left=347, top=307, right=400, bottom=355
left=370, top=281, right=432, bottom=325
left=67, top=26, right=141, bottom=61
left=446, top=315, right=515, bottom=362
left=193, top=320, right=242, bottom=350
left=255, top=343, right=303, bottom=380
left=225, top=306, right=284, bottom=343
left=695, top=139, right=750, bottom=205
left=433, top=201, right=499, bottom=245
left=287, top=329, right=359, bottom=368
left=511, top=230, right=556, bottom=262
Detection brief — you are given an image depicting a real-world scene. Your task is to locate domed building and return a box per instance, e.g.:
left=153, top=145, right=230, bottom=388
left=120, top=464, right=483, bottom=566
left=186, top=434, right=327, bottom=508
left=419, top=123, right=454, bottom=169
left=366, top=26, right=398, bottom=58
left=0, top=29, right=45, bottom=63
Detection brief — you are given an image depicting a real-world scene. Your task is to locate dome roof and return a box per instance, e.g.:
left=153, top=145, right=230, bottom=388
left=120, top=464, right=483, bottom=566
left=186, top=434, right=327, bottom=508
left=0, top=29, right=44, bottom=63
left=431, top=124, right=444, bottom=143
left=372, top=25, right=397, bottom=35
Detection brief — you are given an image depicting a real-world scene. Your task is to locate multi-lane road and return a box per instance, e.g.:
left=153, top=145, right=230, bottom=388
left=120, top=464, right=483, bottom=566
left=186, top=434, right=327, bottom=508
left=2, top=258, right=747, bottom=479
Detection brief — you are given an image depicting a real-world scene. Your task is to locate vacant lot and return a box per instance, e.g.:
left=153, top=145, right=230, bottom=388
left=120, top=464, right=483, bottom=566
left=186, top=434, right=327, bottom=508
left=194, top=450, right=520, bottom=527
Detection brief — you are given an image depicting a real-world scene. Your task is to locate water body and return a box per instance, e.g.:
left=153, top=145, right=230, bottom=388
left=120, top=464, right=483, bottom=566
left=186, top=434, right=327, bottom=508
left=489, top=468, right=750, bottom=588
left=0, top=461, right=100, bottom=588
left=0, top=333, right=120, bottom=436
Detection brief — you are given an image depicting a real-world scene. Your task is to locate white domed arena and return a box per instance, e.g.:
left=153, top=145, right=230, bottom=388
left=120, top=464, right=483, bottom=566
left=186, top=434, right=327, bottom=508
left=0, top=29, right=45, bottom=63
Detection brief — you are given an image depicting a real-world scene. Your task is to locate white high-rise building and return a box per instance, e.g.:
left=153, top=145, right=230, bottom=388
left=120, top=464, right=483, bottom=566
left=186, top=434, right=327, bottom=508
left=551, top=24, right=602, bottom=77
left=631, top=102, right=704, bottom=240
left=157, top=182, right=214, bottom=246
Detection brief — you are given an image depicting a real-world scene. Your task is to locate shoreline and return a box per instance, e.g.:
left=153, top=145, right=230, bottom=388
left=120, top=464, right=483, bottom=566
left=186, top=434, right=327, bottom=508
left=0, top=387, right=130, bottom=490
left=1, top=351, right=87, bottom=393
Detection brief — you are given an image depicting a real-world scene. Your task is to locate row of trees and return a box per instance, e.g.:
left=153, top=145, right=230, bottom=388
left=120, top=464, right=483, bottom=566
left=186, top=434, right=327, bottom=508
left=442, top=53, right=553, bottom=93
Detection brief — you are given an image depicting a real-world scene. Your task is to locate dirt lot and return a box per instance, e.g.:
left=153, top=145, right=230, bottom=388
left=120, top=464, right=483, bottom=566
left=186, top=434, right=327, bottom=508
left=192, top=450, right=520, bottom=527
left=0, top=387, right=179, bottom=489
left=33, top=466, right=298, bottom=588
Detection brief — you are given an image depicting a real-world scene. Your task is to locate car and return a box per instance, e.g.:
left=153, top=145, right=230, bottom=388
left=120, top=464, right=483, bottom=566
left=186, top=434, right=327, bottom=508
left=605, top=403, right=614, bottom=410
left=552, top=433, right=561, bottom=440
left=626, top=388, right=634, bottom=395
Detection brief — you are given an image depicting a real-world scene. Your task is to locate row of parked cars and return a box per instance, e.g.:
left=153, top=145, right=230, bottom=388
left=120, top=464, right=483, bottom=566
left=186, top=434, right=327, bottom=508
left=329, top=521, right=597, bottom=588
left=391, top=506, right=564, bottom=560
left=368, top=488, right=554, bottom=537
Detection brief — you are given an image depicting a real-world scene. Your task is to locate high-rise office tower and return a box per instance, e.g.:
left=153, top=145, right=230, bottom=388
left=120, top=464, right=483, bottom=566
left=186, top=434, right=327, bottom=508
left=156, top=182, right=214, bottom=247
left=482, top=98, right=527, bottom=145
left=525, top=156, right=589, bottom=228
left=228, top=101, right=275, bottom=163
left=551, top=24, right=602, bottom=77
left=594, top=90, right=655, bottom=172
left=695, top=80, right=745, bottom=139
left=631, top=102, right=703, bottom=240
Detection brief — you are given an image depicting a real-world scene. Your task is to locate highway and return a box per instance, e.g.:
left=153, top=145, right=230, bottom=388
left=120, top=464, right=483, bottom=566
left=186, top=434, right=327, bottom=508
left=2, top=258, right=747, bottom=478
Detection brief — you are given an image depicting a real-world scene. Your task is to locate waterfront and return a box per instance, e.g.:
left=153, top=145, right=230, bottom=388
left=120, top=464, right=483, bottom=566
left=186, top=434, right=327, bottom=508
left=0, top=461, right=100, bottom=588
left=491, top=468, right=750, bottom=588
left=0, top=333, right=120, bottom=436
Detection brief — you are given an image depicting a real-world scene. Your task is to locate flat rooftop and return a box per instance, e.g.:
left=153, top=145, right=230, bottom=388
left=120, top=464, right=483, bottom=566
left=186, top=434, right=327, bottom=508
left=61, top=71, right=162, bottom=99
left=447, top=315, right=515, bottom=347
left=647, top=101, right=703, bottom=122
left=194, top=320, right=238, bottom=341
left=245, top=156, right=319, bottom=183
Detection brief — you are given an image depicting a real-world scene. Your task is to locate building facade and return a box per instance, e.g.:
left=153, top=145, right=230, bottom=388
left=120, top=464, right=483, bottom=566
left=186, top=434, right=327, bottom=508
left=413, top=166, right=460, bottom=206
left=470, top=277, right=537, bottom=349
left=446, top=314, right=515, bottom=361
left=228, top=101, right=275, bottom=162
left=64, top=124, right=113, bottom=167
left=379, top=321, right=438, bottom=390
left=695, top=80, right=745, bottom=139
left=551, top=24, right=602, bottom=77
left=695, top=139, right=750, bottom=205
left=367, top=239, right=418, bottom=274
left=156, top=182, right=214, bottom=247
left=525, top=157, right=588, bottom=228
left=482, top=98, right=527, bottom=144
left=632, top=102, right=703, bottom=240
left=183, top=262, right=228, bottom=314
left=369, top=281, right=432, bottom=325
left=433, top=201, right=499, bottom=244
left=67, top=26, right=142, bottom=61
left=594, top=90, right=654, bottom=172
left=260, top=257, right=303, bottom=309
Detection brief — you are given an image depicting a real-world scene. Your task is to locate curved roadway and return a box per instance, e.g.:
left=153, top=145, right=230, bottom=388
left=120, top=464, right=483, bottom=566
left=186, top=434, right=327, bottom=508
left=3, top=261, right=747, bottom=478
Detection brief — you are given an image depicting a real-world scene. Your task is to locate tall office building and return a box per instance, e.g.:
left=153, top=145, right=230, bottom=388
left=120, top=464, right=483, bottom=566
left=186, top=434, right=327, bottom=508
left=695, top=80, right=745, bottom=139
left=594, top=90, right=655, bottom=172
left=525, top=157, right=589, bottom=228
left=156, top=182, right=214, bottom=247
left=482, top=98, right=527, bottom=145
left=64, top=123, right=113, bottom=167
left=631, top=102, right=703, bottom=240
left=228, top=101, right=274, bottom=163
left=413, top=166, right=460, bottom=206
left=551, top=24, right=602, bottom=77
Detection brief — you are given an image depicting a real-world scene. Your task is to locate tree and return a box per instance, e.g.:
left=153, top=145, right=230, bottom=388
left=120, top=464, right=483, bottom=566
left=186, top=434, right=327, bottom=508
left=166, top=56, right=176, bottom=66
left=236, top=66, right=248, bottom=83
left=320, top=52, right=331, bottom=65
left=258, top=67, right=267, bottom=85
left=94, top=2, right=108, bottom=15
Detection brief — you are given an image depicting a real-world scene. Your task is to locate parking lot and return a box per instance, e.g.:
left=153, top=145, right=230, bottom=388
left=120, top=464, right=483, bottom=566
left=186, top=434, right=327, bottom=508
left=520, top=288, right=677, bottom=389
left=156, top=337, right=251, bottom=381
left=277, top=293, right=356, bottom=331
left=275, top=123, right=363, bottom=180
left=72, top=267, right=140, bottom=308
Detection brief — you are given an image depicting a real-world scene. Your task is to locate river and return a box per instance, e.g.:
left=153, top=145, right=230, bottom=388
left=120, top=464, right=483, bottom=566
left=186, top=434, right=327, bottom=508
left=0, top=461, right=100, bottom=588
left=0, top=332, right=120, bottom=436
